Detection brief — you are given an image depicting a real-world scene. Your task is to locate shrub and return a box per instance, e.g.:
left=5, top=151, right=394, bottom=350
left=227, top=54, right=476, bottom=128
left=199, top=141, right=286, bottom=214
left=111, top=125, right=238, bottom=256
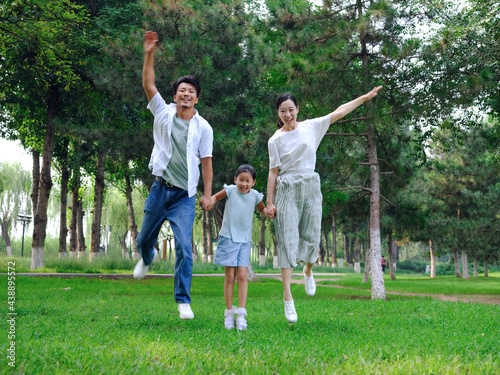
left=397, top=259, right=427, bottom=273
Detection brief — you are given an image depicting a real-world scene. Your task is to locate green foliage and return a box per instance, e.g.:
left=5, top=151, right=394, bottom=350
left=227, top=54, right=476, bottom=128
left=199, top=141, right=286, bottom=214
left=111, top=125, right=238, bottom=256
left=396, top=259, right=427, bottom=273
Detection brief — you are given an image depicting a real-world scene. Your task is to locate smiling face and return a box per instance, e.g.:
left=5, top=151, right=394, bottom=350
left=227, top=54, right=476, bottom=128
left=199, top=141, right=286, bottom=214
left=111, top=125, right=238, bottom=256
left=174, top=82, right=199, bottom=109
left=278, top=99, right=299, bottom=130
left=234, top=171, right=255, bottom=194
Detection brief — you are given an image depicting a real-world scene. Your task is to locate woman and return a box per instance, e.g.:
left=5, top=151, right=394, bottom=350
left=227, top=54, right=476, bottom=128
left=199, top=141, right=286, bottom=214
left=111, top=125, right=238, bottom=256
left=266, top=86, right=382, bottom=323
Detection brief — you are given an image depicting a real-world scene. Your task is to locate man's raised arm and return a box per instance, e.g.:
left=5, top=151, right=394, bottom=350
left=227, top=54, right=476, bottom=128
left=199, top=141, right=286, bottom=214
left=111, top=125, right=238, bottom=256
left=143, top=31, right=159, bottom=102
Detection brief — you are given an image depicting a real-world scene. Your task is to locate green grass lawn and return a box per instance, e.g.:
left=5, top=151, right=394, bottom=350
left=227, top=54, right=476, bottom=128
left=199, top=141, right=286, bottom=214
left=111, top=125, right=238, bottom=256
left=318, top=273, right=500, bottom=296
left=1, top=274, right=499, bottom=374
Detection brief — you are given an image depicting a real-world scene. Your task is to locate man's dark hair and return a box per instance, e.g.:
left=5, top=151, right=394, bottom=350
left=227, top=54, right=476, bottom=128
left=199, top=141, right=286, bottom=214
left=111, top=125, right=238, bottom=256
left=173, top=75, right=201, bottom=97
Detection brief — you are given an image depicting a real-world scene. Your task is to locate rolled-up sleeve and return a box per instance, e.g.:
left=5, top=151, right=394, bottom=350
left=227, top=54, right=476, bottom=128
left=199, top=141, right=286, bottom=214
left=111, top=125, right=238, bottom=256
left=198, top=124, right=213, bottom=159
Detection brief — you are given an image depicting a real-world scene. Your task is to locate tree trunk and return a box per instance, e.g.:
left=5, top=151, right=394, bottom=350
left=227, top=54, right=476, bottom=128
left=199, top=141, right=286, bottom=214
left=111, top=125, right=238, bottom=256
left=69, top=173, right=79, bottom=258
left=212, top=212, right=219, bottom=242
left=344, top=234, right=349, bottom=265
left=354, top=227, right=361, bottom=273
left=453, top=247, right=462, bottom=278
left=247, top=263, right=259, bottom=282
left=120, top=228, right=129, bottom=259
left=473, top=259, right=477, bottom=278
left=387, top=232, right=396, bottom=280
left=77, top=195, right=86, bottom=257
left=362, top=246, right=371, bottom=283
left=31, top=86, right=58, bottom=270
left=331, top=214, right=337, bottom=267
left=362, top=218, right=371, bottom=283
left=1, top=220, right=12, bottom=257
left=429, top=239, right=436, bottom=278
left=259, top=216, right=266, bottom=266
left=124, top=174, right=139, bottom=259
left=202, top=210, right=207, bottom=263
left=207, top=210, right=214, bottom=263
left=273, top=234, right=278, bottom=269
left=213, top=200, right=224, bottom=227
left=461, top=250, right=469, bottom=279
left=31, top=149, right=40, bottom=215
left=191, top=235, right=197, bottom=261
left=358, top=0, right=385, bottom=298
left=90, top=149, right=106, bottom=261
left=168, top=235, right=174, bottom=261
left=58, top=143, right=69, bottom=259
left=323, top=227, right=330, bottom=266
left=349, top=232, right=355, bottom=270
left=484, top=256, right=489, bottom=277
left=318, top=242, right=325, bottom=266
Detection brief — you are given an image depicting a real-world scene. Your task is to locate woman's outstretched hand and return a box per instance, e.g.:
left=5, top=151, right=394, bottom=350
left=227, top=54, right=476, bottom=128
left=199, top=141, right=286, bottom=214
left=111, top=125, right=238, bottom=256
left=364, top=86, right=383, bottom=102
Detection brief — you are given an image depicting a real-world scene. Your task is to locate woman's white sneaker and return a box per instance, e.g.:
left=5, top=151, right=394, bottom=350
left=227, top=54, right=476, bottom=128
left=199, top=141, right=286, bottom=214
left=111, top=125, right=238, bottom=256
left=284, top=300, right=297, bottom=323
left=303, top=270, right=316, bottom=296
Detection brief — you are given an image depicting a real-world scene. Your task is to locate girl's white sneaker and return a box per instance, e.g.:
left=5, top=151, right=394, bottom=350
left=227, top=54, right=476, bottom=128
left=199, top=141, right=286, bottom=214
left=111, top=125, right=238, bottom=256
left=224, top=306, right=236, bottom=329
left=236, top=307, right=247, bottom=330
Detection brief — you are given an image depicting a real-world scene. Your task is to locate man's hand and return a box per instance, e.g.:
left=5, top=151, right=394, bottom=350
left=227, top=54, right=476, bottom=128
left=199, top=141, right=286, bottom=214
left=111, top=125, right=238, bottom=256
left=144, top=31, right=158, bottom=54
left=200, top=195, right=214, bottom=211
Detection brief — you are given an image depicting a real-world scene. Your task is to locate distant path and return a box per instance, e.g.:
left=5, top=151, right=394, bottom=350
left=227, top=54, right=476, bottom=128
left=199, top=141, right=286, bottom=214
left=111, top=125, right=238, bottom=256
left=6, top=273, right=500, bottom=305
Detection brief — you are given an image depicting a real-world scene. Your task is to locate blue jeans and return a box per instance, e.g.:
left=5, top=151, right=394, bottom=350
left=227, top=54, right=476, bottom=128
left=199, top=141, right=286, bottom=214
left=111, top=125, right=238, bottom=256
left=137, top=180, right=195, bottom=304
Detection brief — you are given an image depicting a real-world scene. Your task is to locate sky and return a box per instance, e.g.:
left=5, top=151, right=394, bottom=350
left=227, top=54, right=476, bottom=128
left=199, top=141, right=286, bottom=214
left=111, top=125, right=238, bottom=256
left=0, top=138, right=33, bottom=172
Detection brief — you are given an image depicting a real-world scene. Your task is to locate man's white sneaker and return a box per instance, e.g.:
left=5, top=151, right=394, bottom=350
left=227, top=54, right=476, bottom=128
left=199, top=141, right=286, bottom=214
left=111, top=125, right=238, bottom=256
left=133, top=259, right=149, bottom=280
left=304, top=270, right=316, bottom=296
left=284, top=300, right=297, bottom=323
left=178, top=303, right=194, bottom=320
left=236, top=307, right=247, bottom=330
left=224, top=306, right=236, bottom=329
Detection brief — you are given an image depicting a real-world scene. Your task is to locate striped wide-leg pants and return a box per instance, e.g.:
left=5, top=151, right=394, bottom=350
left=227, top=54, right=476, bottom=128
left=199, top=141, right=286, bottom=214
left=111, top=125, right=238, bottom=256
left=274, top=171, right=322, bottom=268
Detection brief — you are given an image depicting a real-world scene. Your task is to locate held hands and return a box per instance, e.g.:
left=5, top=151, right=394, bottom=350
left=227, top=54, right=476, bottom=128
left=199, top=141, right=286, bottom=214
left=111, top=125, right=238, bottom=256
left=144, top=30, right=158, bottom=54
left=199, top=195, right=214, bottom=212
left=266, top=203, right=276, bottom=219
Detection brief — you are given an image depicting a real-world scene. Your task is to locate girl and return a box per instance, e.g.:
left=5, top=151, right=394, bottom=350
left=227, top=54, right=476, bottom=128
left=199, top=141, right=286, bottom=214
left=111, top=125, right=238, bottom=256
left=266, top=86, right=382, bottom=323
left=208, top=165, right=272, bottom=330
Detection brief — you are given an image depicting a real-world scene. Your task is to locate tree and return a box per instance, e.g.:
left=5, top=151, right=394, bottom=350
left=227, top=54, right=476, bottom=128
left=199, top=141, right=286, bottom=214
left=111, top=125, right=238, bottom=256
left=0, top=0, right=91, bottom=268
left=0, top=163, right=31, bottom=257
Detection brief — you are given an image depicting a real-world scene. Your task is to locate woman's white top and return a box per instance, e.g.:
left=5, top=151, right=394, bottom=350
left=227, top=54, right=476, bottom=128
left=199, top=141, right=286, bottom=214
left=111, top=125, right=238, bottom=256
left=268, top=114, right=331, bottom=174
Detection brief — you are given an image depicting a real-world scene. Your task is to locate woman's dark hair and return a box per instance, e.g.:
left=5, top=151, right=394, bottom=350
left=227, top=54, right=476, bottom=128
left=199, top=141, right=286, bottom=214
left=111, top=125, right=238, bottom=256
left=235, top=164, right=256, bottom=180
left=275, top=93, right=298, bottom=129
left=173, top=75, right=201, bottom=97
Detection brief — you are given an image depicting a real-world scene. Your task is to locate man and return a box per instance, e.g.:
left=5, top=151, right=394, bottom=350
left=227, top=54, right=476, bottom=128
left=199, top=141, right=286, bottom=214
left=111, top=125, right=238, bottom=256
left=381, top=255, right=387, bottom=274
left=133, top=30, right=213, bottom=320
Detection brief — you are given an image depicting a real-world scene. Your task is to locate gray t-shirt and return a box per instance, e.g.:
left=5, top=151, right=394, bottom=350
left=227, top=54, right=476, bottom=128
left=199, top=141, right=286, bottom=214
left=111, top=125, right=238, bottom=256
left=219, top=184, right=264, bottom=243
left=163, top=114, right=189, bottom=190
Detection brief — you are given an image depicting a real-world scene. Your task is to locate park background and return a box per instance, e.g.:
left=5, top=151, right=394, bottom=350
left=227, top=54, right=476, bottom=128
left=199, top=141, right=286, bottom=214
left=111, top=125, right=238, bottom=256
left=0, top=0, right=499, bottom=373
left=0, top=0, right=498, bottom=278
